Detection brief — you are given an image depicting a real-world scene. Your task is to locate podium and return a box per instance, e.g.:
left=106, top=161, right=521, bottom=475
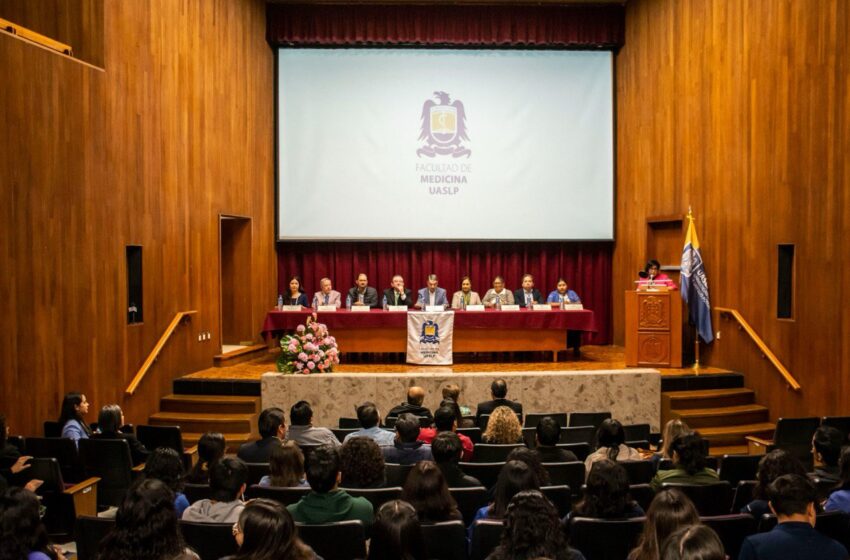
left=625, top=290, right=682, bottom=367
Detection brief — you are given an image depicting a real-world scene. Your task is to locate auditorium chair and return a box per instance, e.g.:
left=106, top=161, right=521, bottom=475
left=469, top=520, right=504, bottom=560
left=7, top=435, right=24, bottom=452
left=659, top=456, right=719, bottom=471
left=421, top=520, right=469, bottom=560
left=384, top=415, right=432, bottom=429
left=78, top=438, right=140, bottom=508
left=457, top=427, right=482, bottom=444
left=25, top=436, right=83, bottom=483
left=542, top=461, right=584, bottom=495
left=449, top=486, right=489, bottom=525
left=340, top=486, right=402, bottom=510
left=332, top=427, right=359, bottom=443
left=568, top=411, right=612, bottom=429
left=661, top=482, right=734, bottom=516
left=731, top=480, right=758, bottom=513
left=540, top=485, right=571, bottom=517
left=561, top=425, right=596, bottom=446
left=812, top=477, right=839, bottom=502
left=567, top=516, right=645, bottom=560
left=472, top=443, right=525, bottom=463
left=43, top=421, right=62, bottom=438
left=385, top=462, right=415, bottom=486
left=558, top=442, right=591, bottom=461
left=523, top=412, right=567, bottom=429
left=183, top=482, right=214, bottom=504
left=629, top=483, right=655, bottom=512
left=136, top=424, right=197, bottom=469
left=297, top=520, right=367, bottom=560
left=719, top=454, right=762, bottom=486
left=821, top=416, right=850, bottom=443
left=244, top=484, right=309, bottom=505
left=459, top=462, right=503, bottom=489
left=623, top=423, right=651, bottom=443
left=28, top=457, right=99, bottom=539
left=338, top=417, right=360, bottom=429
left=179, top=521, right=239, bottom=560
left=701, top=514, right=758, bottom=560
left=75, top=516, right=115, bottom=560
left=758, top=511, right=850, bottom=551
left=745, top=417, right=820, bottom=469
left=619, top=459, right=655, bottom=485
left=244, top=462, right=271, bottom=486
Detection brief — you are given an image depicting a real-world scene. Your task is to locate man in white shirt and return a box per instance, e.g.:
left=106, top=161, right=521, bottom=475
left=313, top=277, right=341, bottom=308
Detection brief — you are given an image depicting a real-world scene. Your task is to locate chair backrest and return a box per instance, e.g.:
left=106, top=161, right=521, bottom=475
left=136, top=424, right=185, bottom=455
left=244, top=462, right=271, bottom=486
left=568, top=516, right=645, bottom=560
left=384, top=415, right=432, bottom=430
left=179, top=521, right=239, bottom=560
left=338, top=417, right=360, bottom=429
left=340, top=486, right=402, bottom=511
left=568, top=411, right=612, bottom=429
left=731, top=480, right=758, bottom=513
left=385, top=462, right=415, bottom=487
left=701, top=514, right=758, bottom=560
left=43, top=421, right=62, bottom=438
left=472, top=443, right=525, bottom=463
left=719, top=455, right=762, bottom=486
left=659, top=456, right=719, bottom=471
left=26, top=457, right=66, bottom=492
left=540, top=485, right=571, bottom=518
left=25, top=436, right=82, bottom=483
left=623, top=423, right=651, bottom=442
left=183, top=482, right=214, bottom=504
left=297, top=520, right=367, bottom=560
left=630, top=483, right=655, bottom=512
left=469, top=519, right=504, bottom=560
left=7, top=435, right=25, bottom=452
left=661, top=482, right=734, bottom=516
left=459, top=462, right=503, bottom=489
left=619, top=460, right=655, bottom=485
left=422, top=520, right=469, bottom=560
left=561, top=426, right=596, bottom=445
left=457, top=427, right=482, bottom=444
left=524, top=412, right=567, bottom=429
left=31, top=458, right=79, bottom=538
left=542, top=462, right=585, bottom=495
left=558, top=442, right=591, bottom=461
left=75, top=516, right=115, bottom=560
left=78, top=438, right=134, bottom=507
left=773, top=417, right=820, bottom=467
left=812, top=477, right=839, bottom=502
left=821, top=416, right=850, bottom=443
left=476, top=414, right=490, bottom=431
left=449, top=486, right=489, bottom=526
left=244, top=484, right=310, bottom=505
left=332, top=428, right=359, bottom=443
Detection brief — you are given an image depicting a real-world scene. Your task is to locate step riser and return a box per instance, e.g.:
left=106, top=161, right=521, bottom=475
left=703, top=429, right=774, bottom=447
left=160, top=401, right=258, bottom=414
left=149, top=418, right=254, bottom=434
left=673, top=410, right=769, bottom=429
left=665, top=393, right=755, bottom=410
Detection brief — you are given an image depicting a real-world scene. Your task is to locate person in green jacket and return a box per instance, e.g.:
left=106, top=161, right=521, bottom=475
left=650, top=432, right=719, bottom=492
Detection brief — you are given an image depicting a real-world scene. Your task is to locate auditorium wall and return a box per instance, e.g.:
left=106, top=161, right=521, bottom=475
left=0, top=0, right=275, bottom=435
left=613, top=0, right=850, bottom=418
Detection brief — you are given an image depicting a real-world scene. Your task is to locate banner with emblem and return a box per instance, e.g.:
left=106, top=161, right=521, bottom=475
left=406, top=311, right=454, bottom=365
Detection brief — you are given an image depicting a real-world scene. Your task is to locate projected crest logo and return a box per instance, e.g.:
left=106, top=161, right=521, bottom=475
left=417, top=91, right=471, bottom=158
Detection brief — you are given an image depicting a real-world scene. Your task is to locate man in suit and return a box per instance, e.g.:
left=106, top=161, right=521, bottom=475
left=415, top=274, right=449, bottom=308
left=386, top=386, right=434, bottom=425
left=475, top=379, right=523, bottom=425
left=739, top=474, right=847, bottom=560
left=514, top=273, right=544, bottom=308
left=313, top=277, right=341, bottom=308
left=347, top=272, right=379, bottom=308
left=237, top=407, right=286, bottom=463
left=383, top=275, right=414, bottom=308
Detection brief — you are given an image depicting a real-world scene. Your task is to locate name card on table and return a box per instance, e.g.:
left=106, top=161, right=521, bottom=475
left=532, top=304, right=552, bottom=311
left=500, top=304, right=521, bottom=311
left=317, top=305, right=337, bottom=312
left=281, top=305, right=303, bottom=312
left=351, top=305, right=372, bottom=312
left=387, top=305, right=409, bottom=312
left=425, top=305, right=447, bottom=312
left=563, top=303, right=584, bottom=310
left=465, top=304, right=485, bottom=312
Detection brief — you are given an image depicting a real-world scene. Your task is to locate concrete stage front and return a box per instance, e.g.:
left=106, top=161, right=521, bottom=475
left=262, top=368, right=661, bottom=431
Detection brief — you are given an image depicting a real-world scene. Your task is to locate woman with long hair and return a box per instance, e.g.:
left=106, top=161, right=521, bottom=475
left=472, top=460, right=540, bottom=524
left=825, top=446, right=850, bottom=513
left=660, top=525, right=725, bottom=560
left=401, top=461, right=461, bottom=522
left=506, top=447, right=550, bottom=486
left=284, top=276, right=309, bottom=308
left=260, top=441, right=308, bottom=488
left=628, top=489, right=699, bottom=560
left=367, top=500, right=427, bottom=560
left=569, top=459, right=644, bottom=522
left=650, top=433, right=719, bottom=493
left=144, top=447, right=190, bottom=517
left=340, top=437, right=386, bottom=489
left=585, top=419, right=641, bottom=473
left=0, top=487, right=62, bottom=560
left=741, top=449, right=807, bottom=517
left=230, top=499, right=316, bottom=560
left=482, top=406, right=523, bottom=444
left=659, top=419, right=691, bottom=460
left=186, top=432, right=226, bottom=485
left=58, top=392, right=91, bottom=446
left=92, top=404, right=149, bottom=465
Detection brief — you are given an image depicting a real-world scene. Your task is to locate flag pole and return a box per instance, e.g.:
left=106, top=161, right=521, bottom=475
left=687, top=207, right=700, bottom=374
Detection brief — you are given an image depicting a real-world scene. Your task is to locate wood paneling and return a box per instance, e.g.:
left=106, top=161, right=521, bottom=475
left=0, top=0, right=274, bottom=436
left=614, top=0, right=850, bottom=419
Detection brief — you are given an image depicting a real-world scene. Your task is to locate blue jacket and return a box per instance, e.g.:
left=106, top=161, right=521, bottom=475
left=547, top=290, right=581, bottom=303
left=417, top=287, right=448, bottom=308
left=61, top=419, right=89, bottom=448
left=739, top=521, right=848, bottom=560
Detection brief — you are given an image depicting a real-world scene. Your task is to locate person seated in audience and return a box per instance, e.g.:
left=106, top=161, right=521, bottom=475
left=513, top=273, right=544, bottom=308
left=383, top=275, right=415, bottom=308
left=441, top=383, right=472, bottom=419
left=0, top=414, right=41, bottom=493
left=58, top=391, right=92, bottom=446
left=144, top=447, right=190, bottom=517
left=230, top=498, right=319, bottom=560
left=651, top=419, right=691, bottom=469
left=348, top=272, right=379, bottom=308
left=415, top=274, right=449, bottom=309
left=650, top=433, right=719, bottom=492
left=382, top=413, right=433, bottom=465
left=825, top=446, right=850, bottom=514
left=547, top=277, right=581, bottom=305
left=482, top=276, right=515, bottom=308
left=637, top=259, right=678, bottom=290
left=286, top=400, right=340, bottom=448
left=100, top=478, right=199, bottom=560
left=0, top=487, right=66, bottom=560
left=283, top=275, right=309, bottom=307
left=487, top=490, right=586, bottom=560
left=343, top=401, right=395, bottom=447
left=367, top=500, right=427, bottom=560
left=418, top=405, right=474, bottom=461
left=91, top=404, right=149, bottom=465
left=260, top=440, right=309, bottom=488
left=340, top=437, right=386, bottom=489
left=186, top=432, right=226, bottom=485
left=451, top=275, right=482, bottom=309
left=401, top=461, right=463, bottom=523
left=739, top=474, right=847, bottom=560
left=535, top=416, right=579, bottom=463
left=742, top=449, right=808, bottom=518
left=238, top=407, right=287, bottom=463
left=506, top=447, right=550, bottom=486
left=287, top=444, right=373, bottom=529
left=313, top=277, right=341, bottom=309
left=472, top=460, right=540, bottom=525
left=661, top=525, right=725, bottom=560
left=811, top=425, right=844, bottom=484
left=585, top=419, right=642, bottom=472
left=475, top=379, right=523, bottom=423
left=182, top=457, right=248, bottom=524
left=386, top=387, right=434, bottom=425
left=628, top=488, right=699, bottom=560
left=566, top=459, right=644, bottom=524
left=482, top=406, right=524, bottom=444
left=431, top=432, right=482, bottom=488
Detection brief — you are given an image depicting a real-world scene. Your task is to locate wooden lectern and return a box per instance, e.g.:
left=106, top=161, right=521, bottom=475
left=625, top=290, right=682, bottom=367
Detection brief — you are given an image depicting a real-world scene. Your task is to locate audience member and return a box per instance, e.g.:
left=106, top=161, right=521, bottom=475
left=585, top=419, right=641, bottom=472
left=401, top=461, right=462, bottom=522
left=230, top=498, right=318, bottom=560
left=739, top=474, right=847, bottom=560
left=99, top=478, right=198, bottom=560
left=742, top=449, right=808, bottom=518
left=567, top=459, right=643, bottom=524
left=386, top=387, right=434, bottom=425
left=340, top=437, right=386, bottom=489
left=343, top=402, right=395, bottom=447
left=506, top=447, right=550, bottom=486
left=658, top=419, right=691, bottom=460
left=238, top=407, right=286, bottom=463
left=482, top=406, right=523, bottom=444
left=144, top=447, right=190, bottom=517
left=661, top=525, right=725, bottom=560
left=487, top=490, right=585, bottom=560
left=182, top=457, right=247, bottom=524
left=431, top=432, right=482, bottom=488
left=186, top=432, right=226, bottom=485
left=824, top=446, right=850, bottom=513
left=91, top=404, right=149, bottom=465
left=58, top=392, right=92, bottom=446
left=441, top=383, right=472, bottom=419
left=535, top=416, right=578, bottom=463
left=382, top=413, right=433, bottom=465
left=472, top=460, right=540, bottom=524
left=811, top=425, right=844, bottom=484
left=286, top=401, right=339, bottom=448
left=260, top=440, right=308, bottom=488
left=628, top=489, right=699, bottom=560
left=287, top=444, right=373, bottom=529
left=650, top=433, right=718, bottom=492
left=475, top=379, right=523, bottom=423
left=0, top=487, right=64, bottom=560
left=0, top=414, right=40, bottom=493
left=418, top=405, right=474, bottom=461
left=367, top=500, right=427, bottom=560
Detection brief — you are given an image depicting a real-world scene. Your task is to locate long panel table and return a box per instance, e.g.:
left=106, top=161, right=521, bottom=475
left=261, top=308, right=596, bottom=362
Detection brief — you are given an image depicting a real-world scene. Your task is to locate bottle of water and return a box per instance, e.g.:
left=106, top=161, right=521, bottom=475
left=461, top=295, right=466, bottom=310
left=382, top=295, right=388, bottom=310
left=313, top=295, right=319, bottom=311
left=495, top=295, right=502, bottom=311
left=346, top=295, right=351, bottom=310
left=277, top=294, right=284, bottom=310
left=560, top=295, right=565, bottom=310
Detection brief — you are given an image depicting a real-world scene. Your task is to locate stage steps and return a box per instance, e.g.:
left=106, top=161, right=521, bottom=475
left=213, top=343, right=269, bottom=367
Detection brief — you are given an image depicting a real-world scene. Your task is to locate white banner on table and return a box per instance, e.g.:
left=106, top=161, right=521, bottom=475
left=406, top=311, right=454, bottom=365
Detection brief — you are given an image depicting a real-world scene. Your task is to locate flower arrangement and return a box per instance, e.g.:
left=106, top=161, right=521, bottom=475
left=277, top=314, right=340, bottom=374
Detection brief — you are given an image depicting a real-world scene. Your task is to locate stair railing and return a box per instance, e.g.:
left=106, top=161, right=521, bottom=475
left=126, top=310, right=197, bottom=396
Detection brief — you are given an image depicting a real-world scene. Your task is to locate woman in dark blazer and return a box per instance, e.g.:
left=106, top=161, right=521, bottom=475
left=91, top=404, right=149, bottom=466
left=285, top=275, right=309, bottom=307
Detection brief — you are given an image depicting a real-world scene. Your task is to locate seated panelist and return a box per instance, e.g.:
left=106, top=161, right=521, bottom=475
left=547, top=278, right=581, bottom=305
left=482, top=276, right=515, bottom=307
left=416, top=274, right=449, bottom=308
left=383, top=275, right=414, bottom=308
left=637, top=259, right=678, bottom=290
left=451, top=276, right=482, bottom=309
left=285, top=275, right=309, bottom=307
left=313, top=277, right=341, bottom=308
left=348, top=272, right=380, bottom=307
left=513, top=274, right=544, bottom=308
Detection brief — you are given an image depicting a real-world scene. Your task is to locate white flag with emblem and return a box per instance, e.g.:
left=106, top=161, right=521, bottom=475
left=406, top=311, right=454, bottom=365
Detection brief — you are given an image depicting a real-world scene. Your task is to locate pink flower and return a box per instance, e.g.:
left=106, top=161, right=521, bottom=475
left=298, top=352, right=308, bottom=362
left=296, top=325, right=306, bottom=333
left=307, top=361, right=315, bottom=370
left=318, top=364, right=325, bottom=371
left=295, top=362, right=303, bottom=370
left=318, top=350, right=325, bottom=358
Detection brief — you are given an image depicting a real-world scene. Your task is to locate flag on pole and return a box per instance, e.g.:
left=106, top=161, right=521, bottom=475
left=680, top=210, right=714, bottom=343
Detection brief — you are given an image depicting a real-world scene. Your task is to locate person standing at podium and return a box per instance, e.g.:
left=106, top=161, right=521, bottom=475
left=348, top=273, right=379, bottom=308
left=383, top=275, right=414, bottom=308
left=451, top=276, right=482, bottom=309
left=482, top=276, right=515, bottom=307
left=638, top=260, right=678, bottom=290
left=547, top=278, right=581, bottom=305
left=313, top=278, right=341, bottom=308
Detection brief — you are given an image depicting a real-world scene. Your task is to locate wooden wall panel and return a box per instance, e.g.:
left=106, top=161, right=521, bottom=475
left=0, top=0, right=274, bottom=436
left=614, top=0, right=849, bottom=419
